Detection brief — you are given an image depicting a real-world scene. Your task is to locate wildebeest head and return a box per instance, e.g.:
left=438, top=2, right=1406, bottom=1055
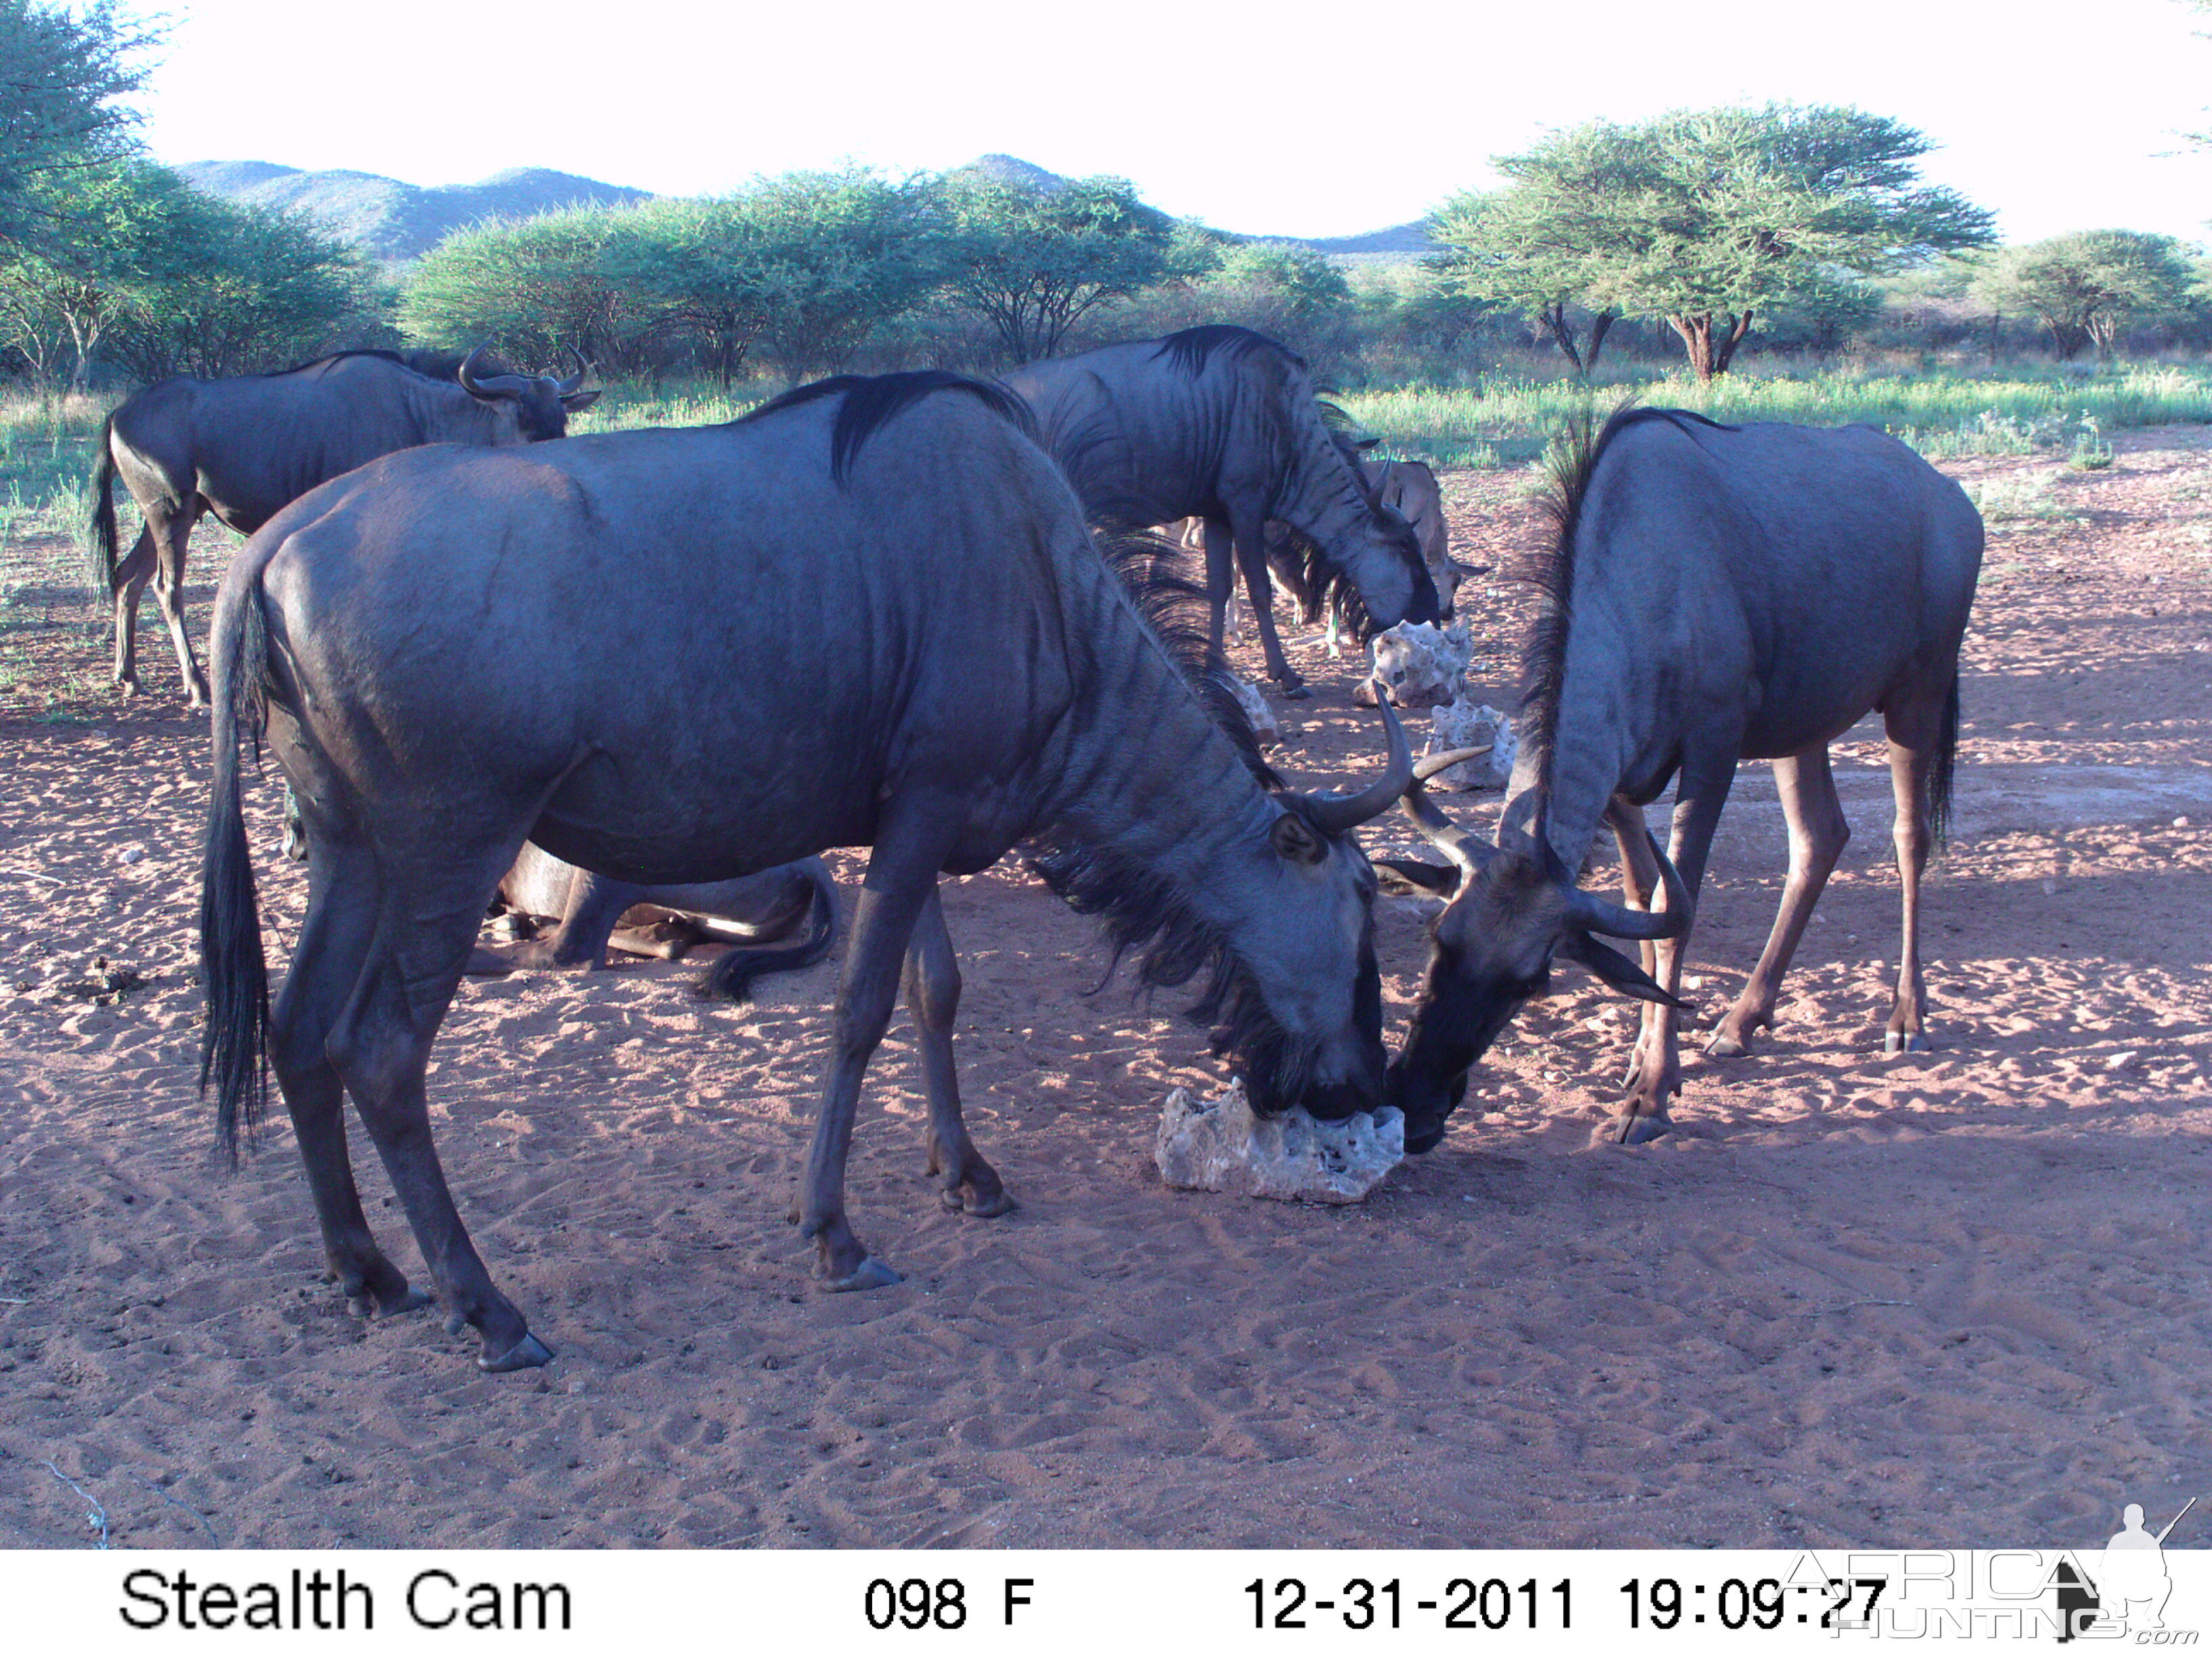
left=458, top=345, right=600, bottom=443
left=1214, top=692, right=1414, bottom=1120
left=1323, top=432, right=1440, bottom=634
left=1381, top=777, right=1691, bottom=1153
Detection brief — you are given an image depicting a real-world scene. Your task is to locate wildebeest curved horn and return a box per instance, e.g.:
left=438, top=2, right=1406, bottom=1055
left=1297, top=684, right=1412, bottom=835
left=457, top=346, right=530, bottom=400
left=556, top=344, right=590, bottom=395
left=1411, top=745, right=1490, bottom=782
left=1561, top=830, right=1692, bottom=940
left=1401, top=774, right=1495, bottom=882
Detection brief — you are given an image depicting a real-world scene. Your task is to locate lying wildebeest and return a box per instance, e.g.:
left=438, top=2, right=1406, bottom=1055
left=201, top=370, right=1410, bottom=1371
left=1383, top=407, right=1982, bottom=1151
left=485, top=844, right=837, bottom=981
left=1002, top=325, right=1437, bottom=697
left=90, top=347, right=598, bottom=704
left=278, top=794, right=839, bottom=978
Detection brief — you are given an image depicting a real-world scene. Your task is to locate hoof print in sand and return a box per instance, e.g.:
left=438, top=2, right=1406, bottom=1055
left=1155, top=1076, right=1404, bottom=1204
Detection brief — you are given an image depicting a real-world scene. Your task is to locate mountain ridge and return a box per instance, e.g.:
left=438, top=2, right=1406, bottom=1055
left=176, top=155, right=1433, bottom=263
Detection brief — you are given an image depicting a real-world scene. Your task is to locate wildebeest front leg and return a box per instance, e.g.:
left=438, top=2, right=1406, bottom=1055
left=1616, top=760, right=1731, bottom=1143
left=328, top=874, right=549, bottom=1370
left=1882, top=693, right=1946, bottom=1052
left=793, top=846, right=943, bottom=1290
left=1200, top=514, right=1236, bottom=658
left=1708, top=746, right=1851, bottom=1058
left=904, top=888, right=1012, bottom=1218
left=267, top=847, right=429, bottom=1320
left=1229, top=506, right=1309, bottom=697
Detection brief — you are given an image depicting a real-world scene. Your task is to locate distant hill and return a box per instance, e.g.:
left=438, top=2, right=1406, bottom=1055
left=176, top=154, right=1430, bottom=264
left=175, top=161, right=653, bottom=261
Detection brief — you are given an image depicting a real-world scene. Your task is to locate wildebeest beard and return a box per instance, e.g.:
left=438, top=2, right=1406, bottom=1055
left=1027, top=825, right=1382, bottom=1118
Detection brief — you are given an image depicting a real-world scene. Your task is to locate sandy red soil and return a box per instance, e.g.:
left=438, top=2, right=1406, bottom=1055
left=1, top=428, right=2207, bottom=1549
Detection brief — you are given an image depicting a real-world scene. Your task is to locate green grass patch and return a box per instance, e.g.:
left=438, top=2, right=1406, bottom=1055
left=1337, top=363, right=2212, bottom=470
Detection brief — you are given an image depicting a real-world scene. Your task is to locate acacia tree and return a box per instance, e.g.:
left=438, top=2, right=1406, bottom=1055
left=104, top=196, right=375, bottom=380
left=1426, top=123, right=1647, bottom=376
left=934, top=171, right=1174, bottom=362
left=1434, top=105, right=1993, bottom=380
left=741, top=169, right=937, bottom=378
left=0, top=159, right=203, bottom=388
left=1972, top=230, right=2197, bottom=359
left=400, top=207, right=651, bottom=375
left=598, top=197, right=772, bottom=385
left=0, top=0, right=156, bottom=249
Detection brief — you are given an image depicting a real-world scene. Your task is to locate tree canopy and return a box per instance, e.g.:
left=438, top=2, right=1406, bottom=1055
left=0, top=0, right=155, bottom=249
left=933, top=171, right=1174, bottom=362
left=1429, top=104, right=1995, bottom=379
left=1971, top=230, right=2198, bottom=359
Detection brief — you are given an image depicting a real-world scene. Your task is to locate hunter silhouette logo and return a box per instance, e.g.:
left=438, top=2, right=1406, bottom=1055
left=2057, top=1496, right=2198, bottom=1641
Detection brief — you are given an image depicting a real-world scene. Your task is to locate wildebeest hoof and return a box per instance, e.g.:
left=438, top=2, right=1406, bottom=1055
left=825, top=1256, right=902, bottom=1292
left=943, top=1188, right=1017, bottom=1218
left=1704, top=1031, right=1751, bottom=1059
left=1884, top=1031, right=1929, bottom=1054
left=349, top=1286, right=431, bottom=1318
left=444, top=1312, right=468, bottom=1336
left=478, top=1333, right=556, bottom=1373
left=1609, top=1111, right=1672, bottom=1146
left=464, top=947, right=513, bottom=976
left=1279, top=682, right=1314, bottom=701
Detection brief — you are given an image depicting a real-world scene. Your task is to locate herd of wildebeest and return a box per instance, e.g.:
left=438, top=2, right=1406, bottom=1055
left=85, top=325, right=1982, bottom=1372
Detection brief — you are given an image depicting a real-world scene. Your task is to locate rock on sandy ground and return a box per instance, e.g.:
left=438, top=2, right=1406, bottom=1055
left=0, top=430, right=2207, bottom=1549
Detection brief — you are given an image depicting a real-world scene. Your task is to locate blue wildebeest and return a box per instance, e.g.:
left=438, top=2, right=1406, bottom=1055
left=200, top=371, right=1410, bottom=1371
left=89, top=347, right=598, bottom=705
left=1002, top=325, right=1438, bottom=697
left=1382, top=407, right=1983, bottom=1151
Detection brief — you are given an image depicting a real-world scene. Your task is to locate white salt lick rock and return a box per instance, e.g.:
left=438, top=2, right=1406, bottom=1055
left=1155, top=1076, right=1404, bottom=1204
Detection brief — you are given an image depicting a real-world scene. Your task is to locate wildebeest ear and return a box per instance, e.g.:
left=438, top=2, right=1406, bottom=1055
left=1271, top=811, right=1327, bottom=866
left=560, top=389, right=602, bottom=412
left=1354, top=436, right=1381, bottom=451
left=1559, top=930, right=1690, bottom=1008
left=1374, top=856, right=1460, bottom=898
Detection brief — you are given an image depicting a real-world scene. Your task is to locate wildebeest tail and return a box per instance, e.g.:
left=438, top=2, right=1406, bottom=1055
left=692, top=863, right=840, bottom=1006
left=199, top=575, right=274, bottom=1165
left=89, top=415, right=121, bottom=593
left=1927, top=673, right=1961, bottom=854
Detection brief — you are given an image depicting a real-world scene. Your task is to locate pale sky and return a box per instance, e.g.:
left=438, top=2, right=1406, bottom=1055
left=136, top=0, right=2212, bottom=245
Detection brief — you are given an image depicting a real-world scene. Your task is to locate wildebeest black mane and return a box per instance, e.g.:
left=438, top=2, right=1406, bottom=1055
left=746, top=370, right=1036, bottom=487
left=1520, top=404, right=1738, bottom=789
left=1152, top=323, right=1300, bottom=378
left=1090, top=527, right=1279, bottom=789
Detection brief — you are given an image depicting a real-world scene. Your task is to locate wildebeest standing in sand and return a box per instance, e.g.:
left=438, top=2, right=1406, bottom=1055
left=1383, top=407, right=1982, bottom=1151
left=1002, top=325, right=1438, bottom=697
left=201, top=371, right=1410, bottom=1371
left=90, top=347, right=598, bottom=704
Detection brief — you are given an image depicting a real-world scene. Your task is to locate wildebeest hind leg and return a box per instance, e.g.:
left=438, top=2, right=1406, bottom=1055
left=268, top=851, right=429, bottom=1320
left=327, top=869, right=550, bottom=1370
left=149, top=499, right=210, bottom=706
left=109, top=525, right=157, bottom=695
left=904, top=888, right=1012, bottom=1218
left=1708, top=746, right=1849, bottom=1058
left=1882, top=692, right=1945, bottom=1052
